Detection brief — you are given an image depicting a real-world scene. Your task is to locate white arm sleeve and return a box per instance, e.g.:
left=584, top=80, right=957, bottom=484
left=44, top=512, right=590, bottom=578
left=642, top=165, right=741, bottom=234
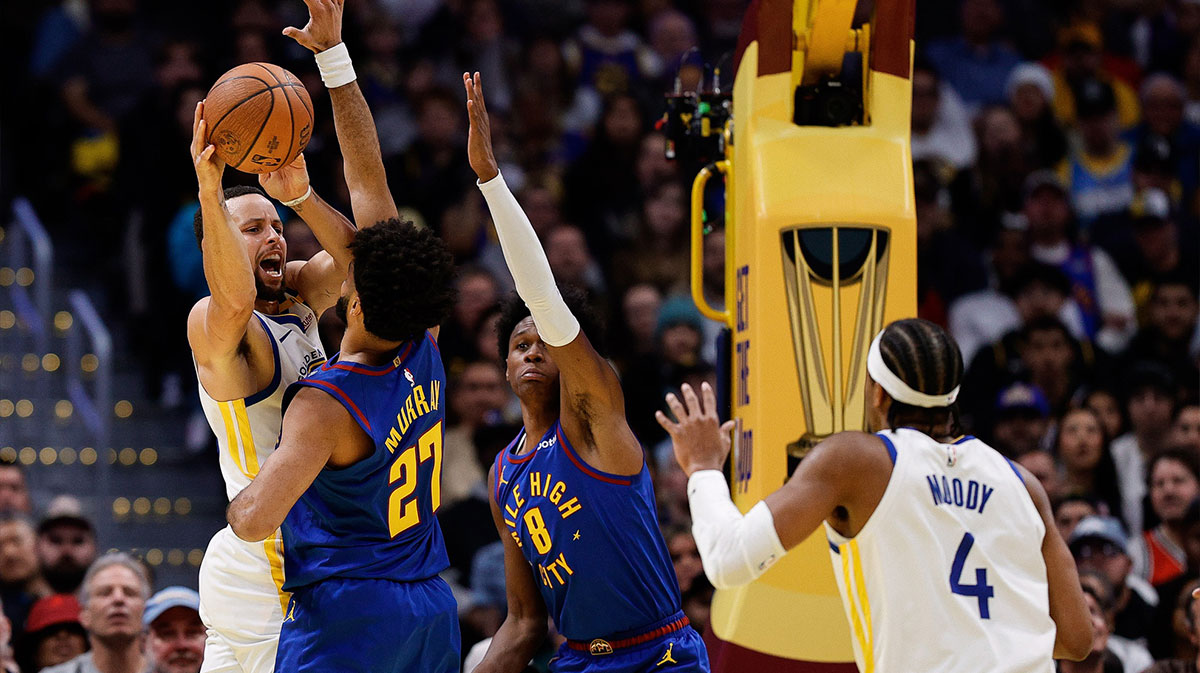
left=687, top=470, right=787, bottom=589
left=477, top=173, right=580, bottom=347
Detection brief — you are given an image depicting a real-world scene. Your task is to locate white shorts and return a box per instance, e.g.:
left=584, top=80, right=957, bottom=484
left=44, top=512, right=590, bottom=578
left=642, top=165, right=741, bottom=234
left=198, top=526, right=290, bottom=673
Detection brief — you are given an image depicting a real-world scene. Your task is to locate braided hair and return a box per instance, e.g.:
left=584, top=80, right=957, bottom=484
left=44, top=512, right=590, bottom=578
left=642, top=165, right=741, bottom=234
left=875, top=318, right=965, bottom=434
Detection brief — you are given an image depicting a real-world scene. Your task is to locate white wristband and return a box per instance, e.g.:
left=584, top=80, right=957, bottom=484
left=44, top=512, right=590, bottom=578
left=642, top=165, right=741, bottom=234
left=281, top=186, right=312, bottom=208
left=314, top=42, right=356, bottom=88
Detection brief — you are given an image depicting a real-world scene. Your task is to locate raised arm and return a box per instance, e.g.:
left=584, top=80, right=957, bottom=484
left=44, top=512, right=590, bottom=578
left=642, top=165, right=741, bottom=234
left=656, top=383, right=889, bottom=588
left=472, top=465, right=549, bottom=673
left=187, top=101, right=256, bottom=366
left=284, top=0, right=398, bottom=229
left=466, top=72, right=639, bottom=473
left=227, top=387, right=343, bottom=541
left=258, top=154, right=356, bottom=314
left=1016, top=462, right=1091, bottom=661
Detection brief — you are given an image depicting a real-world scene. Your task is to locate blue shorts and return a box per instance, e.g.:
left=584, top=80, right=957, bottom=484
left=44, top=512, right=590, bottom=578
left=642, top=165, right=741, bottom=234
left=551, top=618, right=709, bottom=673
left=276, top=576, right=460, bottom=673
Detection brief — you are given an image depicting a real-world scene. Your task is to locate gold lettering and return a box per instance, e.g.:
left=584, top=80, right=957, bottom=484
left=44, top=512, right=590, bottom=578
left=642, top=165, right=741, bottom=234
left=546, top=562, right=564, bottom=585
left=555, top=553, right=573, bottom=576
left=404, top=395, right=416, bottom=424
left=397, top=410, right=410, bottom=436
left=504, top=503, right=519, bottom=519
left=529, top=472, right=542, bottom=498
left=384, top=427, right=402, bottom=453
left=510, top=531, right=522, bottom=548
left=504, top=519, right=516, bottom=529
left=513, top=484, right=525, bottom=508
left=558, top=497, right=582, bottom=519
left=539, top=564, right=552, bottom=587
left=413, top=386, right=431, bottom=416
left=550, top=481, right=566, bottom=505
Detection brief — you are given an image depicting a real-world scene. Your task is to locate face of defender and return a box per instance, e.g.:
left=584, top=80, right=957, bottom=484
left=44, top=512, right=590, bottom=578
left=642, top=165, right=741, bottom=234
left=505, top=317, right=560, bottom=399
left=226, top=194, right=287, bottom=299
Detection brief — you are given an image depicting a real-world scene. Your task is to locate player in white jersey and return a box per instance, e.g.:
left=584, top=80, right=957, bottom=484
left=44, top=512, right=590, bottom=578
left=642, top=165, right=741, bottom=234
left=657, top=318, right=1093, bottom=672
left=187, top=9, right=402, bottom=665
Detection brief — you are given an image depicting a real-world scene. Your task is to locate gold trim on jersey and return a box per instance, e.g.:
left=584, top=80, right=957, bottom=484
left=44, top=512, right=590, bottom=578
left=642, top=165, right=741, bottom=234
left=218, top=400, right=260, bottom=479
left=840, top=540, right=874, bottom=672
left=264, top=535, right=290, bottom=615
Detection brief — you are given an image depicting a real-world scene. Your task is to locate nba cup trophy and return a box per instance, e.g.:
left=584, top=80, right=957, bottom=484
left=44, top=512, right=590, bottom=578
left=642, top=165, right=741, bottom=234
left=665, top=0, right=917, bottom=669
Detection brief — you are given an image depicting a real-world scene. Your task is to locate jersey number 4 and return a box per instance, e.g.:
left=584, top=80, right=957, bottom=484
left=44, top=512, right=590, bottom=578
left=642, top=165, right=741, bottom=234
left=388, top=420, right=444, bottom=537
left=950, top=532, right=994, bottom=619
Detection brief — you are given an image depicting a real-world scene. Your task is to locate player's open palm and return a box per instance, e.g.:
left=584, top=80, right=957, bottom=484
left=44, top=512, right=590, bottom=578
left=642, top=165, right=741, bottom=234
left=283, top=0, right=344, bottom=53
left=190, top=101, right=224, bottom=190
left=657, top=382, right=734, bottom=476
left=464, top=72, right=499, bottom=182
left=259, top=154, right=310, bottom=203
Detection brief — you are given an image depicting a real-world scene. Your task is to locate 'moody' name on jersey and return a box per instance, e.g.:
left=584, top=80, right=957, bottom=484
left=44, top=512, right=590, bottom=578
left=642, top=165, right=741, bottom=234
left=926, top=474, right=995, bottom=515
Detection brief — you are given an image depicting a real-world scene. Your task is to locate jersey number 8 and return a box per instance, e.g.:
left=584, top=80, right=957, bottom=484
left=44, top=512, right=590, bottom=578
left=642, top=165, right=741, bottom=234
left=388, top=420, right=444, bottom=537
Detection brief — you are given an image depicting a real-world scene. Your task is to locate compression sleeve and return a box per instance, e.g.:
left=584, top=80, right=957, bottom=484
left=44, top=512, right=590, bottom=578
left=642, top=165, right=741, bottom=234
left=477, top=173, right=580, bottom=347
left=688, top=470, right=787, bottom=589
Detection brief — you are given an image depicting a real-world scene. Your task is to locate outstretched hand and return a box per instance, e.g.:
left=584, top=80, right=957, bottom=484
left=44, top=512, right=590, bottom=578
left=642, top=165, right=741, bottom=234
left=259, top=153, right=310, bottom=204
left=283, top=0, right=344, bottom=53
left=190, top=101, right=224, bottom=192
left=464, top=72, right=499, bottom=183
left=656, top=382, right=735, bottom=477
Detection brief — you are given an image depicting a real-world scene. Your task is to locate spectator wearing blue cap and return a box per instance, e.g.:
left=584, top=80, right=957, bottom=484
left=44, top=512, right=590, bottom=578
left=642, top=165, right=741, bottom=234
left=144, top=587, right=203, bottom=673
left=1070, top=515, right=1159, bottom=645
left=991, top=382, right=1052, bottom=457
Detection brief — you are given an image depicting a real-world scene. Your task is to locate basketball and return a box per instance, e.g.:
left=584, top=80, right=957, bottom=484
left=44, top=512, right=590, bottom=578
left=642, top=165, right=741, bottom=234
left=202, top=62, right=313, bottom=174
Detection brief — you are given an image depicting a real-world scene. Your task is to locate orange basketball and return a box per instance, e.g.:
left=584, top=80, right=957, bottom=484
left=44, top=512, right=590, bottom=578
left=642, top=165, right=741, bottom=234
left=202, top=63, right=313, bottom=174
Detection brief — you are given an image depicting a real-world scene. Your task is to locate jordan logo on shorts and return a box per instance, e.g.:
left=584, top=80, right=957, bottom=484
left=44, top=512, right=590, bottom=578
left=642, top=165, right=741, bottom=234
left=284, top=601, right=297, bottom=623
left=656, top=642, right=677, bottom=667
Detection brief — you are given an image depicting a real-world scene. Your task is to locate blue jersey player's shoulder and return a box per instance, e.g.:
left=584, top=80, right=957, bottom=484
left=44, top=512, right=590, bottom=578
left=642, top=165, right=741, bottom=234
left=284, top=330, right=444, bottom=441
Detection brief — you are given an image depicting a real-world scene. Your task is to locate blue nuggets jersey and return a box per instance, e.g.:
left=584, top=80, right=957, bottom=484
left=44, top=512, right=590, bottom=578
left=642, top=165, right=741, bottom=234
left=492, top=422, right=681, bottom=640
left=280, top=331, right=450, bottom=590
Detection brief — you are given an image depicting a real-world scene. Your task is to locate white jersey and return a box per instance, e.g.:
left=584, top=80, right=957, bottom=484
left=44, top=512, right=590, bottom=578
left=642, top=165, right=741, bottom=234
left=198, top=299, right=326, bottom=502
left=194, top=296, right=325, bottom=673
left=825, top=428, right=1055, bottom=673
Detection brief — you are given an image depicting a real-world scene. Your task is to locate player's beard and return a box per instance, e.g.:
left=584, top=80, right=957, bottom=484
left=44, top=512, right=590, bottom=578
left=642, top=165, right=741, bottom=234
left=256, top=275, right=286, bottom=303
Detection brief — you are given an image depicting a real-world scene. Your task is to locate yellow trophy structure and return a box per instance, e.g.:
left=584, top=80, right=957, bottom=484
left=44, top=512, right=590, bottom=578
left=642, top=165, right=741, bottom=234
left=677, top=0, right=917, bottom=669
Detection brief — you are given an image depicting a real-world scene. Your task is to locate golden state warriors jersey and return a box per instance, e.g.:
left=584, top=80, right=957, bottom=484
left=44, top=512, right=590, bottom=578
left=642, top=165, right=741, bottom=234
left=196, top=296, right=326, bottom=501
left=825, top=428, right=1054, bottom=673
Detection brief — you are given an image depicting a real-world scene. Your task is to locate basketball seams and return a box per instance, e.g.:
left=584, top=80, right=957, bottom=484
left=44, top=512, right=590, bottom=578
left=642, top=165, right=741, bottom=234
left=233, top=85, right=277, bottom=169
left=207, top=75, right=274, bottom=143
left=205, top=63, right=312, bottom=172
left=255, top=63, right=297, bottom=166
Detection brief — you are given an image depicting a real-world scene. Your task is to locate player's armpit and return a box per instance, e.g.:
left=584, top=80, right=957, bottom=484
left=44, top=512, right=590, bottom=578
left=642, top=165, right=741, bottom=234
left=765, top=432, right=891, bottom=549
left=472, top=466, right=548, bottom=673
left=227, top=387, right=338, bottom=542
left=1018, top=463, right=1091, bottom=661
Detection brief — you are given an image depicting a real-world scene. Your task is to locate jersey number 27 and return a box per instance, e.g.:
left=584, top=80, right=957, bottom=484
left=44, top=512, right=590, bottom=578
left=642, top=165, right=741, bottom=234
left=950, top=532, right=994, bottom=619
left=388, top=420, right=444, bottom=537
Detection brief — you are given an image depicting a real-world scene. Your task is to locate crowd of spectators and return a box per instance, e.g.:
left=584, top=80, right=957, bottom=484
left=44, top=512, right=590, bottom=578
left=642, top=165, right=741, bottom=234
left=0, top=463, right=204, bottom=673
left=2, top=0, right=1200, bottom=671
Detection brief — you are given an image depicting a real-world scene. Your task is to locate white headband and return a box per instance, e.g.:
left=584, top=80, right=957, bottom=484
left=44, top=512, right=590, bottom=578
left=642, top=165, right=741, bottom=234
left=867, top=331, right=960, bottom=408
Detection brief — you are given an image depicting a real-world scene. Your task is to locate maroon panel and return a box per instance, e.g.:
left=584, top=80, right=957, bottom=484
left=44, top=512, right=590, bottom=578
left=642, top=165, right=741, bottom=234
left=704, top=625, right=859, bottom=673
left=734, top=0, right=761, bottom=77
left=870, top=0, right=915, bottom=79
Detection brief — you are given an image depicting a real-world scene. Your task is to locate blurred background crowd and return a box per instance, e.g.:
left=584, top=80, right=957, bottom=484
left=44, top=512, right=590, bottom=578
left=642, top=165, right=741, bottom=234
left=0, top=0, right=1198, bottom=671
